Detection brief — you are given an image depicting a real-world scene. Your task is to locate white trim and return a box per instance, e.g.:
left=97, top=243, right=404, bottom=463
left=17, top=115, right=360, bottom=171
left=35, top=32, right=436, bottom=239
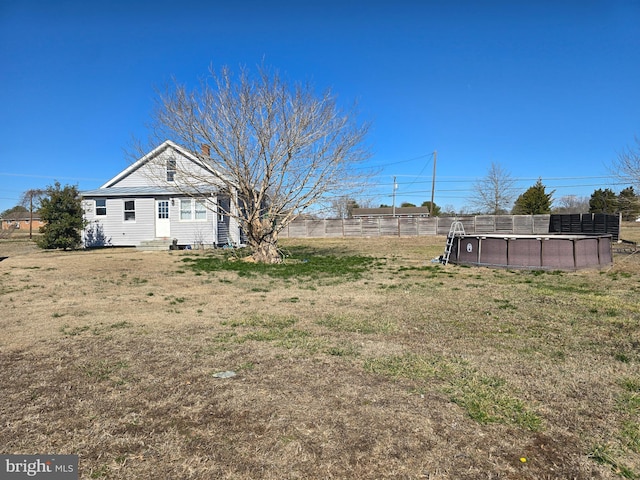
left=123, top=199, right=136, bottom=222
left=95, top=198, right=107, bottom=216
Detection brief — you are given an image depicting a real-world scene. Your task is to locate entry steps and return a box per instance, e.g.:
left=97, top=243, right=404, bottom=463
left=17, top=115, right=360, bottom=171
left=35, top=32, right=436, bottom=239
left=137, top=238, right=173, bottom=251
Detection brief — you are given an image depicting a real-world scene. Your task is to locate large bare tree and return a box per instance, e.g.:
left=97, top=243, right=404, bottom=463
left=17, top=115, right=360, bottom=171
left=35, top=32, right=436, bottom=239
left=612, top=136, right=640, bottom=190
left=469, top=162, right=517, bottom=214
left=139, top=65, right=370, bottom=263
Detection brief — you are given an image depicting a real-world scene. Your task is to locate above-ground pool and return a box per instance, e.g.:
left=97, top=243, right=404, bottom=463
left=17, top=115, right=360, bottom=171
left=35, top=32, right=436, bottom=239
left=447, top=234, right=613, bottom=270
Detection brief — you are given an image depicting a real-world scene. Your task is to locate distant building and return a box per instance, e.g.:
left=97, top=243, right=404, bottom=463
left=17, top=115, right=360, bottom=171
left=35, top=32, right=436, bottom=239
left=1, top=212, right=45, bottom=231
left=351, top=207, right=431, bottom=218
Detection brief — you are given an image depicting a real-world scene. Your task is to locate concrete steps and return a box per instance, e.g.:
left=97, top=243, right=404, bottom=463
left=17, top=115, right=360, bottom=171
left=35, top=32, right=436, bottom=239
left=137, top=238, right=172, bottom=251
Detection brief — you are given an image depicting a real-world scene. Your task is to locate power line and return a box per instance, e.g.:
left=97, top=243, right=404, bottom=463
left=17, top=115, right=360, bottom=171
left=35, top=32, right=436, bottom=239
left=369, top=153, right=433, bottom=169
left=352, top=177, right=625, bottom=191
left=404, top=153, right=434, bottom=190
left=0, top=172, right=103, bottom=181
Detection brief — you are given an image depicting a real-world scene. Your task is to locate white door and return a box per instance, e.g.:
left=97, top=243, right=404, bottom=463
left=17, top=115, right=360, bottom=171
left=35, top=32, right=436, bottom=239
left=155, top=200, right=170, bottom=238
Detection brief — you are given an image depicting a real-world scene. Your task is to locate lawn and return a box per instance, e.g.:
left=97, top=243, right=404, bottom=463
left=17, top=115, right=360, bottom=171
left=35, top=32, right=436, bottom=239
left=1, top=226, right=639, bottom=479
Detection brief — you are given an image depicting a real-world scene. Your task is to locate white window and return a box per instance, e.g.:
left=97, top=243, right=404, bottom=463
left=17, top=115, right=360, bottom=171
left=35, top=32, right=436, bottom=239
left=180, top=199, right=192, bottom=220
left=96, top=199, right=106, bottom=216
left=124, top=200, right=135, bottom=221
left=195, top=200, right=207, bottom=220
left=179, top=199, right=207, bottom=221
left=167, top=158, right=176, bottom=182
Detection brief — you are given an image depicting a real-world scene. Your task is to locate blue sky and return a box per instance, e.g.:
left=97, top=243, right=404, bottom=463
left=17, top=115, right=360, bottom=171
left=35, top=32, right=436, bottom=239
left=1, top=0, right=639, bottom=214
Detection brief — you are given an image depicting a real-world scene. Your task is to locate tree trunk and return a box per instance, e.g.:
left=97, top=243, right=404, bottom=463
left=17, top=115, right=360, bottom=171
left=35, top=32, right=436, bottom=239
left=251, top=238, right=281, bottom=263
left=246, top=218, right=281, bottom=263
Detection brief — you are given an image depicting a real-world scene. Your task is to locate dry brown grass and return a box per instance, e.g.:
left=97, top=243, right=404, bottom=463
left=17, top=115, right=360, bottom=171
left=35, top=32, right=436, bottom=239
left=1, top=228, right=640, bottom=479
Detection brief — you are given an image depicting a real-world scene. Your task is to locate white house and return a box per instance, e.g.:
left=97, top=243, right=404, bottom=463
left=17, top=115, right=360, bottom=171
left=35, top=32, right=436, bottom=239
left=81, top=140, right=241, bottom=249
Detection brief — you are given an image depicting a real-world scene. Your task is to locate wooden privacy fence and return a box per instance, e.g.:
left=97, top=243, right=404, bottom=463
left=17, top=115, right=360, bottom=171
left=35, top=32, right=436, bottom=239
left=279, top=215, right=552, bottom=239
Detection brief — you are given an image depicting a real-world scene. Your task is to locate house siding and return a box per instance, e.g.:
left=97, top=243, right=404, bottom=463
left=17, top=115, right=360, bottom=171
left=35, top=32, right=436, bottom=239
left=111, top=149, right=172, bottom=188
left=84, top=196, right=221, bottom=247
left=108, top=148, right=222, bottom=191
left=171, top=220, right=216, bottom=247
left=84, top=197, right=156, bottom=246
left=169, top=198, right=216, bottom=247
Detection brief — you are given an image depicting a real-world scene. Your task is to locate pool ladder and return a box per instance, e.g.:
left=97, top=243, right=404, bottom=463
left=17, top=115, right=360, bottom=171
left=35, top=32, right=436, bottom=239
left=442, top=220, right=466, bottom=265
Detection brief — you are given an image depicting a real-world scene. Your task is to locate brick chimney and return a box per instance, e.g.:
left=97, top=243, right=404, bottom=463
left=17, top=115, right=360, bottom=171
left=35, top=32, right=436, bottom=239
left=201, top=144, right=211, bottom=156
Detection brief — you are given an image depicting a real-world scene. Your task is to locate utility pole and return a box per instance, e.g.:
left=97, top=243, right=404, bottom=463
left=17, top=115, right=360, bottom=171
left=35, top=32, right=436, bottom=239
left=20, top=189, right=44, bottom=240
left=430, top=151, right=437, bottom=216
left=392, top=176, right=397, bottom=217
left=29, top=194, right=34, bottom=239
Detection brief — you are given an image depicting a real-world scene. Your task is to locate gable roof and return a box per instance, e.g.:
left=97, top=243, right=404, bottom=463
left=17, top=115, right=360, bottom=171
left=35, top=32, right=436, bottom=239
left=101, top=140, right=201, bottom=189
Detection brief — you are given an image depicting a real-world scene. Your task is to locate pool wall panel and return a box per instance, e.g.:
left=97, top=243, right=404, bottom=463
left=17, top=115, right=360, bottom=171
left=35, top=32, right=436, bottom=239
left=542, top=239, right=576, bottom=269
left=508, top=238, right=542, bottom=268
left=448, top=234, right=612, bottom=270
left=479, top=238, right=508, bottom=266
left=456, top=237, right=479, bottom=264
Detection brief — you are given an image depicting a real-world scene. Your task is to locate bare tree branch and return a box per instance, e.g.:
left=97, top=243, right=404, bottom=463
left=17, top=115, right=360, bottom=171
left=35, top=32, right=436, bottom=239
left=469, top=162, right=517, bottom=214
left=612, top=136, right=640, bottom=190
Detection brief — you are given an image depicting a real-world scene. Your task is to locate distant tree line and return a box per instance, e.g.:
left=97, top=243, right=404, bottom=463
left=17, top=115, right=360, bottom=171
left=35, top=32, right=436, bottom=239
left=331, top=181, right=639, bottom=219
left=588, top=186, right=639, bottom=221
left=462, top=158, right=640, bottom=218
left=4, top=135, right=640, bottom=249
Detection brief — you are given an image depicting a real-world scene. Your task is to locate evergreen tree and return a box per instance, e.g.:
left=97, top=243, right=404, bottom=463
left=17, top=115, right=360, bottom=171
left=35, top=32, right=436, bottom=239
left=421, top=201, right=441, bottom=216
left=0, top=205, right=28, bottom=217
left=37, top=182, right=85, bottom=250
left=512, top=179, right=553, bottom=215
left=589, top=188, right=618, bottom=214
left=617, top=186, right=640, bottom=221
